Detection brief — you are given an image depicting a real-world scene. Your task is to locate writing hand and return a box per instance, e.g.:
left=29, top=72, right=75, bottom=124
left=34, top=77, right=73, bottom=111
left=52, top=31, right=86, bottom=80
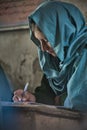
left=13, top=89, right=36, bottom=102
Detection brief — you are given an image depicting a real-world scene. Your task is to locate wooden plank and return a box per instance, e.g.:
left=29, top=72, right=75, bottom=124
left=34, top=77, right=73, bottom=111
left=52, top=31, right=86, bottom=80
left=0, top=102, right=86, bottom=130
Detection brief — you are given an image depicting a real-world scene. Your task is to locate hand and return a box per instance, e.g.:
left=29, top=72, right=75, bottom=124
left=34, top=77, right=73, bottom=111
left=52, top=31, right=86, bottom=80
left=13, top=89, right=36, bottom=102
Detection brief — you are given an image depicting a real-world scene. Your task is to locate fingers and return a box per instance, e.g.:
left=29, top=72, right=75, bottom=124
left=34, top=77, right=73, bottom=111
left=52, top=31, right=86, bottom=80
left=13, top=95, right=21, bottom=102
left=23, top=91, right=36, bottom=102
left=13, top=89, right=23, bottom=102
left=13, top=89, right=36, bottom=103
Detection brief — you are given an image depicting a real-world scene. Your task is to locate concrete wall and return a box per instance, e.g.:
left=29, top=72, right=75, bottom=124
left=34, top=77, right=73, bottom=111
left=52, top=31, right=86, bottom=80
left=0, top=29, right=43, bottom=92
left=0, top=0, right=87, bottom=92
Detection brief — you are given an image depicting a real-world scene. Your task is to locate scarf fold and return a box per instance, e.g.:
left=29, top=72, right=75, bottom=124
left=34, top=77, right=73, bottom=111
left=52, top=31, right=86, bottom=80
left=28, top=1, right=87, bottom=95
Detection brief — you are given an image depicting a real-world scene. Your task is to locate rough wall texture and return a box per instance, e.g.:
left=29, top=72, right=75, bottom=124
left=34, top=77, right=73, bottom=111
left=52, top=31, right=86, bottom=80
left=0, top=29, right=43, bottom=92
left=0, top=0, right=87, bottom=92
left=0, top=0, right=41, bottom=26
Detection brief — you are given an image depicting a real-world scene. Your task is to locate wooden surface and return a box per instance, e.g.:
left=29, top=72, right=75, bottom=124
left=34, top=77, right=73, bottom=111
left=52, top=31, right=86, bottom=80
left=0, top=102, right=86, bottom=130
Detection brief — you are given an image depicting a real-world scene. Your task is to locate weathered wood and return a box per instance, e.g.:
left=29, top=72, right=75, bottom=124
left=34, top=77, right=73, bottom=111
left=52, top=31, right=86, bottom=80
left=0, top=102, right=86, bottom=130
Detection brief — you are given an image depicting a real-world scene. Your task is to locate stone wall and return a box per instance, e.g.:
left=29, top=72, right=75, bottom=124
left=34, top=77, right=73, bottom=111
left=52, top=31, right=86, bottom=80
left=0, top=29, right=43, bottom=92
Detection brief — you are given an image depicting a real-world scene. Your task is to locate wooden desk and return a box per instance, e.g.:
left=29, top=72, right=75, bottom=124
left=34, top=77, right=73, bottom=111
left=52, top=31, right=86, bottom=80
left=0, top=102, right=86, bottom=130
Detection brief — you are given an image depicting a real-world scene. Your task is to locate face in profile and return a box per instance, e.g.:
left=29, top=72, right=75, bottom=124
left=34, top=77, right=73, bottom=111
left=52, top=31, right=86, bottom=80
left=33, top=24, right=56, bottom=57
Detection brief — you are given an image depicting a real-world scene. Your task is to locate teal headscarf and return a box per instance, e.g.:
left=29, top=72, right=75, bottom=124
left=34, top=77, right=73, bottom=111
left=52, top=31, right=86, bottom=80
left=29, top=1, right=87, bottom=111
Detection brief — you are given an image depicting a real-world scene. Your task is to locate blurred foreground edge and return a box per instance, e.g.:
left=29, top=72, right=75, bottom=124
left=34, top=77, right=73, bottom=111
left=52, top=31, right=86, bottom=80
left=0, top=101, right=87, bottom=130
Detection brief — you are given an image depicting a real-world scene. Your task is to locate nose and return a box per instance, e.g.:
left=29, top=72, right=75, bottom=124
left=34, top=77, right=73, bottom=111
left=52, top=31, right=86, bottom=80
left=40, top=39, right=47, bottom=52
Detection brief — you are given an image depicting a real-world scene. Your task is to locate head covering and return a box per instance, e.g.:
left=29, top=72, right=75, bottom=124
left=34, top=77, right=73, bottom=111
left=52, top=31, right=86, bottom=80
left=28, top=1, right=87, bottom=94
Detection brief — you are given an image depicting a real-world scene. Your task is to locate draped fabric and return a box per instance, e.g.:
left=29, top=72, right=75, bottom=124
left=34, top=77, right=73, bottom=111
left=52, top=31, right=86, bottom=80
left=28, top=1, right=87, bottom=111
left=0, top=66, right=13, bottom=101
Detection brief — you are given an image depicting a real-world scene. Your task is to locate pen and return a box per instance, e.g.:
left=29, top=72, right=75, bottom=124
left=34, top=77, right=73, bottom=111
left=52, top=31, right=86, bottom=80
left=21, top=82, right=29, bottom=100
left=23, top=82, right=29, bottom=92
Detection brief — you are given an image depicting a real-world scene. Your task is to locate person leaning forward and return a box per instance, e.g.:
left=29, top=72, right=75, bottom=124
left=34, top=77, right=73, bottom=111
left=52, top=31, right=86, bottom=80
left=13, top=1, right=87, bottom=112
